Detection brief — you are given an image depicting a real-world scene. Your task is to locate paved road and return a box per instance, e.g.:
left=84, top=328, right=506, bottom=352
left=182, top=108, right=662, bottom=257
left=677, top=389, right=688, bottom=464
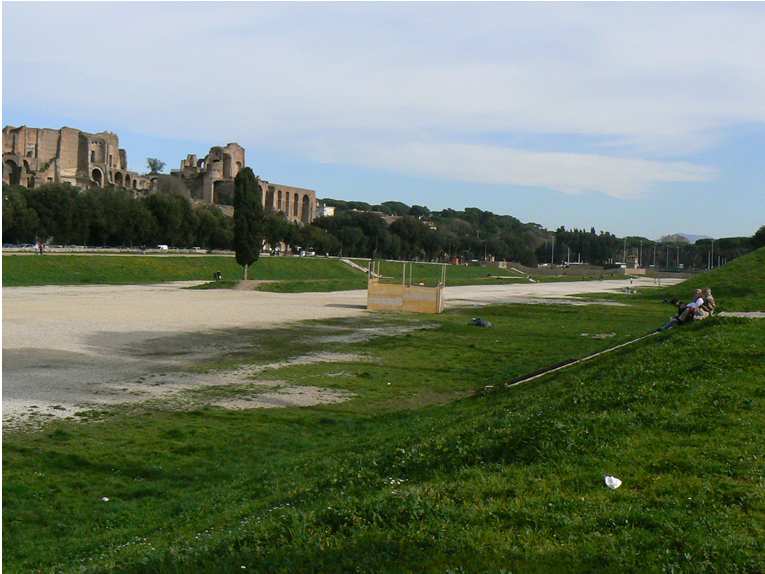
left=3, top=277, right=679, bottom=423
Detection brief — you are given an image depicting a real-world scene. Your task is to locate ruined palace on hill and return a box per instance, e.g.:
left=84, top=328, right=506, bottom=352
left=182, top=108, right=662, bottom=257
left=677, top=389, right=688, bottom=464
left=2, top=125, right=318, bottom=223
left=3, top=125, right=153, bottom=192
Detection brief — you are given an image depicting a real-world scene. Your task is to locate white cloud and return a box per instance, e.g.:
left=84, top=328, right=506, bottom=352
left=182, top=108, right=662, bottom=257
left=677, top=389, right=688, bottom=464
left=3, top=3, right=763, bottom=196
left=308, top=141, right=716, bottom=199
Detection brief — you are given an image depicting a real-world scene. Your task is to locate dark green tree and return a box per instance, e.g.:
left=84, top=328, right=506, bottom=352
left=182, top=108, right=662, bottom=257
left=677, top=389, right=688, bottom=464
left=233, top=167, right=264, bottom=279
left=753, top=226, right=765, bottom=248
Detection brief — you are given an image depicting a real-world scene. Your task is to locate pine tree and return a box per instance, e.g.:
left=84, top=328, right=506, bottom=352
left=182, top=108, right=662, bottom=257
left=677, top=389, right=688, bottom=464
left=233, top=167, right=264, bottom=280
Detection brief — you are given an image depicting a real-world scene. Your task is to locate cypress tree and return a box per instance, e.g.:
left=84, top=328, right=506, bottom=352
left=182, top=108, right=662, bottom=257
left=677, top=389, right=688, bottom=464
left=233, top=167, right=264, bottom=279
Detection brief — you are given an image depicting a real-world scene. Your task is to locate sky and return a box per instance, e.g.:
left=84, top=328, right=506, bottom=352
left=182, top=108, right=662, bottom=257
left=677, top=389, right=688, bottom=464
left=3, top=2, right=764, bottom=239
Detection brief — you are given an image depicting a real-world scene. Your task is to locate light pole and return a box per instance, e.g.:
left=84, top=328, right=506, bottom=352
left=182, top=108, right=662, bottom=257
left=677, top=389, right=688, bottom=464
left=623, top=237, right=627, bottom=265
left=551, top=235, right=555, bottom=265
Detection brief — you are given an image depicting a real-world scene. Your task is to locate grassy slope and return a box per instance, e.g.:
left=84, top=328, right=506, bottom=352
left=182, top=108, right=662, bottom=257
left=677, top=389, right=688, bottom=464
left=1, top=255, right=360, bottom=287
left=659, top=246, right=765, bottom=311
left=578, top=246, right=765, bottom=312
left=4, top=296, right=764, bottom=572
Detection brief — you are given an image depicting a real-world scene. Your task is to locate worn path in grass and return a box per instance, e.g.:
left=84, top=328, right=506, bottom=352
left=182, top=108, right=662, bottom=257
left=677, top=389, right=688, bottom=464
left=3, top=277, right=679, bottom=424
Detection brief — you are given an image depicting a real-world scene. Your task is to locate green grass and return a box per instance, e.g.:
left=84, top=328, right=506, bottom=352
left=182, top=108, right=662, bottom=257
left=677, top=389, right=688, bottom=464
left=1, top=255, right=360, bottom=287
left=658, top=246, right=765, bottom=311
left=2, top=253, right=627, bottom=291
left=5, top=294, right=764, bottom=572
left=576, top=247, right=765, bottom=312
left=356, top=259, right=626, bottom=287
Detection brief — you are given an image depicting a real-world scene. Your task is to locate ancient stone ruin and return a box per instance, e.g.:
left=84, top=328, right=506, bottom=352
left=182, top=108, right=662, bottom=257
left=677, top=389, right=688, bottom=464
left=3, top=125, right=318, bottom=223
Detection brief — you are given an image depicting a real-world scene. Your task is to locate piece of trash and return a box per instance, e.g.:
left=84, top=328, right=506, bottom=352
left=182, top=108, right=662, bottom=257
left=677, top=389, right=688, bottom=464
left=604, top=475, right=622, bottom=490
left=101, top=497, right=110, bottom=502
left=470, top=317, right=493, bottom=328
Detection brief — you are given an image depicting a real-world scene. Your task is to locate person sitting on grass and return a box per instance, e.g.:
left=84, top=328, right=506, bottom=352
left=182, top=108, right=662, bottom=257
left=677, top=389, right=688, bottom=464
left=692, top=287, right=716, bottom=320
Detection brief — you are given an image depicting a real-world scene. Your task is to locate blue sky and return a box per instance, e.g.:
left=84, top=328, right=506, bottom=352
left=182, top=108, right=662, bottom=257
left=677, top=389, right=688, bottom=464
left=3, top=2, right=764, bottom=239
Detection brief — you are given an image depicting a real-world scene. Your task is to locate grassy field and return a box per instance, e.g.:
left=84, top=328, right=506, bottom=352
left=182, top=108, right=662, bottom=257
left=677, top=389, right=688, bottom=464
left=4, top=262, right=764, bottom=574
left=3, top=253, right=630, bottom=290
left=354, top=258, right=627, bottom=287
left=1, top=255, right=361, bottom=287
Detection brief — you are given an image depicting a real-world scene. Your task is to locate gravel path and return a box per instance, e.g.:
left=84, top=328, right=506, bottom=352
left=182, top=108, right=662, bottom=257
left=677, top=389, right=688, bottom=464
left=3, top=277, right=679, bottom=425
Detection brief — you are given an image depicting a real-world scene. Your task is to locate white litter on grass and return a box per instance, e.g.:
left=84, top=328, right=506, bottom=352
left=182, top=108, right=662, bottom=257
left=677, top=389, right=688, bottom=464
left=101, top=497, right=110, bottom=502
left=604, top=475, right=622, bottom=490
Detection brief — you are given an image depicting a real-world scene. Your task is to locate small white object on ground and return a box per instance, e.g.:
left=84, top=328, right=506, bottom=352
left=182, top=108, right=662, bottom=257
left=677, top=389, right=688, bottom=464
left=101, top=496, right=110, bottom=502
left=604, top=475, right=622, bottom=489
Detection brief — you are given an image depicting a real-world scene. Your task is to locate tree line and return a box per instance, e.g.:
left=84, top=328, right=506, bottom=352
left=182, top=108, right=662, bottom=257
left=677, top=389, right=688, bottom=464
left=3, top=183, right=762, bottom=269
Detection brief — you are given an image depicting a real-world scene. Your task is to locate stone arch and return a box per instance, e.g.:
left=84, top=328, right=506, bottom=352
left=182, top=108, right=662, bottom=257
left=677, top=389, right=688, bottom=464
left=4, top=159, right=21, bottom=185
left=265, top=187, right=275, bottom=211
left=91, top=168, right=103, bottom=188
left=293, top=193, right=299, bottom=218
left=277, top=189, right=283, bottom=211
left=124, top=174, right=131, bottom=188
left=301, top=195, right=311, bottom=223
left=114, top=172, right=123, bottom=187
left=132, top=179, right=138, bottom=190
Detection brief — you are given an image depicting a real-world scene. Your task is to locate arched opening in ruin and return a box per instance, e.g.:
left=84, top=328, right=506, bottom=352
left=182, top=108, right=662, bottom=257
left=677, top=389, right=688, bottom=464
left=197, top=159, right=206, bottom=170
left=293, top=193, right=299, bottom=218
left=4, top=159, right=21, bottom=185
left=285, top=192, right=290, bottom=215
left=301, top=195, right=311, bottom=223
left=132, top=179, right=138, bottom=190
left=265, top=187, right=275, bottom=211
left=277, top=190, right=283, bottom=211
left=125, top=175, right=131, bottom=188
left=114, top=172, right=123, bottom=187
left=91, top=168, right=103, bottom=188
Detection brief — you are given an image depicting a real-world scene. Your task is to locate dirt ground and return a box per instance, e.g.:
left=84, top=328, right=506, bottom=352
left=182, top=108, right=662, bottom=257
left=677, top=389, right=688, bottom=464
left=2, top=277, right=679, bottom=426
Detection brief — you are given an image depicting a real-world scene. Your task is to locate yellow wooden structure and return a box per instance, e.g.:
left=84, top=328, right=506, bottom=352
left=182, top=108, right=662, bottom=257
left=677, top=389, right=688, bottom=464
left=366, top=261, right=445, bottom=314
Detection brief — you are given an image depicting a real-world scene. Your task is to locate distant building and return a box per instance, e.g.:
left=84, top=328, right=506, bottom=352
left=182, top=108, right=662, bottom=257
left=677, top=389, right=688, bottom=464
left=262, top=183, right=318, bottom=224
left=170, top=147, right=317, bottom=223
left=3, top=125, right=151, bottom=192
left=3, top=124, right=319, bottom=223
left=170, top=144, right=245, bottom=205
left=316, top=204, right=335, bottom=218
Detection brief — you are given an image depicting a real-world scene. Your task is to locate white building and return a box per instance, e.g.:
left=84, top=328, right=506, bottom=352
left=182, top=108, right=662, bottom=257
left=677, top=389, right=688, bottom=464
left=316, top=204, right=335, bottom=218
